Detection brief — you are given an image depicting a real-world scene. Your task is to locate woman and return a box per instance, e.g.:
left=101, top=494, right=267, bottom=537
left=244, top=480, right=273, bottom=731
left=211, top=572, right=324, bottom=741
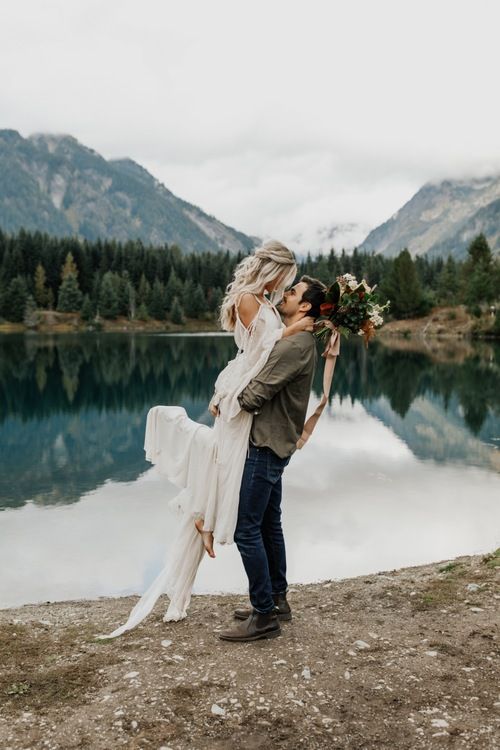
left=97, top=240, right=313, bottom=639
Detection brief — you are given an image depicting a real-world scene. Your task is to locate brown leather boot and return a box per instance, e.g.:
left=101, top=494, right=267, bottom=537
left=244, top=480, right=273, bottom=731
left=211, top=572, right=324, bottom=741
left=234, top=593, right=292, bottom=622
left=219, top=610, right=281, bottom=642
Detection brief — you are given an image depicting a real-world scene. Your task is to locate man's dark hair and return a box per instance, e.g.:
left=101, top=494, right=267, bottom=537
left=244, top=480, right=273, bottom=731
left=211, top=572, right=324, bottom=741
left=299, top=275, right=327, bottom=319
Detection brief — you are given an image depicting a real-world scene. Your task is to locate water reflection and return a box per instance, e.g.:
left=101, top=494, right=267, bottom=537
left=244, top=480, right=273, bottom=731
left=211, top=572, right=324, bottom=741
left=1, top=397, right=499, bottom=609
left=1, top=332, right=499, bottom=607
left=0, top=333, right=499, bottom=512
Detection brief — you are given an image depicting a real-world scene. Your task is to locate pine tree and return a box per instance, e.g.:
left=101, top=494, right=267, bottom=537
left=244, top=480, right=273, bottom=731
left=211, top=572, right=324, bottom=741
left=23, top=294, right=38, bottom=328
left=149, top=278, right=166, bottom=320
left=184, top=282, right=207, bottom=318
left=3, top=276, right=28, bottom=322
left=117, top=271, right=135, bottom=318
left=61, top=251, right=79, bottom=280
left=98, top=272, right=119, bottom=319
left=382, top=249, right=424, bottom=319
left=165, top=269, right=184, bottom=312
left=126, top=281, right=136, bottom=319
left=463, top=234, right=495, bottom=306
left=208, top=286, right=223, bottom=314
left=137, top=273, right=152, bottom=308
left=57, top=273, right=83, bottom=312
left=34, top=263, right=49, bottom=308
left=437, top=256, right=459, bottom=304
left=136, top=302, right=149, bottom=320
left=170, top=296, right=185, bottom=324
left=81, top=294, right=94, bottom=322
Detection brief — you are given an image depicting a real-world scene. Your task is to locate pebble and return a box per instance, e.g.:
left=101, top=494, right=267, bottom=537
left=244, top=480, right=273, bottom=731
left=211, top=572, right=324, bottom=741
left=469, top=607, right=483, bottom=612
left=161, top=640, right=172, bottom=648
left=354, top=640, right=370, bottom=650
left=466, top=583, right=480, bottom=592
left=124, top=671, right=139, bottom=679
left=431, top=719, right=449, bottom=728
left=344, top=670, right=351, bottom=680
left=211, top=704, right=225, bottom=717
left=425, top=651, right=438, bottom=657
left=301, top=667, right=311, bottom=680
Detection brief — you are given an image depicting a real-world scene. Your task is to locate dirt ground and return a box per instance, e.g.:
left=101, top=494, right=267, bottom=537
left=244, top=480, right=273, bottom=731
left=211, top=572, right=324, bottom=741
left=379, top=305, right=494, bottom=340
left=0, top=549, right=498, bottom=750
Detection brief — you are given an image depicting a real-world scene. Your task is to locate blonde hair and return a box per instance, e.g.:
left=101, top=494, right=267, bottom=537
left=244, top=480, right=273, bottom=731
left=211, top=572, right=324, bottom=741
left=219, top=240, right=297, bottom=331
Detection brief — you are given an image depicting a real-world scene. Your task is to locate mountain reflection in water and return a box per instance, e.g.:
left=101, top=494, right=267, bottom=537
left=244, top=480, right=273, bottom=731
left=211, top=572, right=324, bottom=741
left=0, top=332, right=499, bottom=511
left=1, top=332, right=499, bottom=608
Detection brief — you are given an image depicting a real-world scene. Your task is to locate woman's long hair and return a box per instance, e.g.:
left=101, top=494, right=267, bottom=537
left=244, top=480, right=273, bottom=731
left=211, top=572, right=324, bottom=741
left=219, top=240, right=297, bottom=331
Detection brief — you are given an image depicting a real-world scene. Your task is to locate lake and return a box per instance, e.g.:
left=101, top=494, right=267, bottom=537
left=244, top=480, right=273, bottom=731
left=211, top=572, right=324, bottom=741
left=1, top=332, right=499, bottom=609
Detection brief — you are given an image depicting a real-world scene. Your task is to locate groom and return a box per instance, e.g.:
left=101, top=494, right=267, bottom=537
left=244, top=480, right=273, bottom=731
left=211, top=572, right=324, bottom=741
left=219, top=275, right=326, bottom=642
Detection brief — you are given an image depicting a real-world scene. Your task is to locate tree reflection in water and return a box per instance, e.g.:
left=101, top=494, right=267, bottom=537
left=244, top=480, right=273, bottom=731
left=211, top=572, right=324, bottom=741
left=0, top=333, right=499, bottom=510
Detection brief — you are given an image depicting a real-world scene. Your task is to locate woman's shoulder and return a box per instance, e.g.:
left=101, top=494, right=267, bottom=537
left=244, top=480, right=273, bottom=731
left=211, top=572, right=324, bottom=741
left=236, top=292, right=261, bottom=329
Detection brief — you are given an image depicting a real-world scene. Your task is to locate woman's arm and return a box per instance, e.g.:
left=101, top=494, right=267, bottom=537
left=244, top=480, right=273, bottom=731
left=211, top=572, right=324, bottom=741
left=238, top=293, right=314, bottom=337
left=282, top=316, right=315, bottom=337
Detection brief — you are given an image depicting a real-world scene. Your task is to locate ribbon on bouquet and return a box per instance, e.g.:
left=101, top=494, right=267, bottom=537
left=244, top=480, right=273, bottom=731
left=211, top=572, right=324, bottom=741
left=296, top=322, right=340, bottom=449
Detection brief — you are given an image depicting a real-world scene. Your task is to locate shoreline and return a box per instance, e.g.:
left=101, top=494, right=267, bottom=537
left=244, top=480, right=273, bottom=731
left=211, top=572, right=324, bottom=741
left=1, top=305, right=499, bottom=339
left=1, top=548, right=498, bottom=749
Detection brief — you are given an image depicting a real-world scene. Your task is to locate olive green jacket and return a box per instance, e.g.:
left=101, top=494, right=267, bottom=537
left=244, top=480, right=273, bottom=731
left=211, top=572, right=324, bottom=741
left=237, top=331, right=317, bottom=458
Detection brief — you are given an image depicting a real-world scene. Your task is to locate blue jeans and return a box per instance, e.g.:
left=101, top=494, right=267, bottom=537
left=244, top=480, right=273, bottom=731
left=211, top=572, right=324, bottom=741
left=234, top=444, right=291, bottom=614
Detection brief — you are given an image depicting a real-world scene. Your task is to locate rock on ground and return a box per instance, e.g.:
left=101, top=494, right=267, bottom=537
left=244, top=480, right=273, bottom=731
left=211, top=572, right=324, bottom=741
left=0, top=550, right=498, bottom=749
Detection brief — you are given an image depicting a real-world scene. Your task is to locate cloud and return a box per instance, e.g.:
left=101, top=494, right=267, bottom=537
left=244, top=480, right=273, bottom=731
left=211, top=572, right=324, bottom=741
left=1, top=0, right=499, bottom=250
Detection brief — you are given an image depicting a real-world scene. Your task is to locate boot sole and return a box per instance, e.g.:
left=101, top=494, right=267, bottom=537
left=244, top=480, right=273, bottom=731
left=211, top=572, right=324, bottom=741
left=234, top=611, right=292, bottom=622
left=219, top=628, right=281, bottom=642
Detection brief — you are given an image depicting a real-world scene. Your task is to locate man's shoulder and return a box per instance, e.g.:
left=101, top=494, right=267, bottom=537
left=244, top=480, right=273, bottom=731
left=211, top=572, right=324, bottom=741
left=285, top=331, right=316, bottom=351
left=273, top=331, right=316, bottom=357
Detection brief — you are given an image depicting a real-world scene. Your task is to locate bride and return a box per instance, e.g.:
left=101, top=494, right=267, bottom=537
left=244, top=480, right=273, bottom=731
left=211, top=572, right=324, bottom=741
left=96, top=240, right=313, bottom=639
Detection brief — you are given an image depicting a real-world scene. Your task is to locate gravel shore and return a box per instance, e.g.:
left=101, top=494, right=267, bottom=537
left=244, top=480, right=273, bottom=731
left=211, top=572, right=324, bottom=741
left=1, top=549, right=498, bottom=750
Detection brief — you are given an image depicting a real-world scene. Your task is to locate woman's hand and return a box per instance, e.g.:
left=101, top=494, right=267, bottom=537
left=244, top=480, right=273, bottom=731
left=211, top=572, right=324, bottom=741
left=283, top=316, right=315, bottom=337
left=209, top=403, right=220, bottom=417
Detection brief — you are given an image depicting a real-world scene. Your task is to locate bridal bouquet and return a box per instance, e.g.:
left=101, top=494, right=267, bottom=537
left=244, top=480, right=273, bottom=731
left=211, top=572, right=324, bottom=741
left=315, top=273, right=390, bottom=347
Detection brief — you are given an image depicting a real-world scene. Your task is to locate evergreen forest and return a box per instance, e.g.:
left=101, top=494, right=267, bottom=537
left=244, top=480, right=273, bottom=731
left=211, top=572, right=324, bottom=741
left=0, top=228, right=499, bottom=326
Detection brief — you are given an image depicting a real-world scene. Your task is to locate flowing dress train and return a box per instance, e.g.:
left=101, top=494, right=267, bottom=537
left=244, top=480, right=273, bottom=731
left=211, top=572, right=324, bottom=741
left=96, top=298, right=284, bottom=638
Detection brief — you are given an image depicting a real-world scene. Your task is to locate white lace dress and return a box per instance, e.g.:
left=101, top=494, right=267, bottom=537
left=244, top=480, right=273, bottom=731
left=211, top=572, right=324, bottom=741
left=96, top=298, right=284, bottom=639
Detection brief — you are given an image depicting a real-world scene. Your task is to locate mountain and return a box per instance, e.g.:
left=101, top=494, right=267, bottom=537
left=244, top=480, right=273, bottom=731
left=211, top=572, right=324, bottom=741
left=0, top=129, right=258, bottom=254
left=358, top=175, right=500, bottom=259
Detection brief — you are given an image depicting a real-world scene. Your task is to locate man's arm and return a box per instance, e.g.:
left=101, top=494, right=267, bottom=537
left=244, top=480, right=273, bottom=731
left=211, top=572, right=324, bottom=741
left=237, top=338, right=307, bottom=413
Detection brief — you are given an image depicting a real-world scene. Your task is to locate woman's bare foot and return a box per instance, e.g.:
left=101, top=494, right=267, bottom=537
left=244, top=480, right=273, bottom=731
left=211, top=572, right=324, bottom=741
left=194, top=518, right=216, bottom=558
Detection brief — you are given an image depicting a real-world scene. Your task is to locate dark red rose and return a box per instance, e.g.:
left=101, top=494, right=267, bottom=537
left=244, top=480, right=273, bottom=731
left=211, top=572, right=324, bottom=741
left=320, top=302, right=334, bottom=314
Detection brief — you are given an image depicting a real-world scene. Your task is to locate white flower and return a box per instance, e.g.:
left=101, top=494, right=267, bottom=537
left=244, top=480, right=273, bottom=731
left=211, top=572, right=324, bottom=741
left=348, top=280, right=358, bottom=290
left=361, top=279, right=372, bottom=292
left=357, top=329, right=364, bottom=336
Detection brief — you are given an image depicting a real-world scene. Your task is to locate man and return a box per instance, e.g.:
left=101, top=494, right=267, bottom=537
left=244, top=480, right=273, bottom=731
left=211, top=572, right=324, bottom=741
left=219, top=275, right=326, bottom=642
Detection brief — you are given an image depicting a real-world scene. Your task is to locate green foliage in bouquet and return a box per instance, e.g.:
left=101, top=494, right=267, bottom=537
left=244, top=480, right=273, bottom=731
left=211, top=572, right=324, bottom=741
left=315, top=273, right=390, bottom=347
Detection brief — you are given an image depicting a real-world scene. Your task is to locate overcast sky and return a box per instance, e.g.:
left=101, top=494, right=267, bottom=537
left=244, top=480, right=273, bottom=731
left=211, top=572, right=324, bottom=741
left=1, top=0, right=499, bottom=252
